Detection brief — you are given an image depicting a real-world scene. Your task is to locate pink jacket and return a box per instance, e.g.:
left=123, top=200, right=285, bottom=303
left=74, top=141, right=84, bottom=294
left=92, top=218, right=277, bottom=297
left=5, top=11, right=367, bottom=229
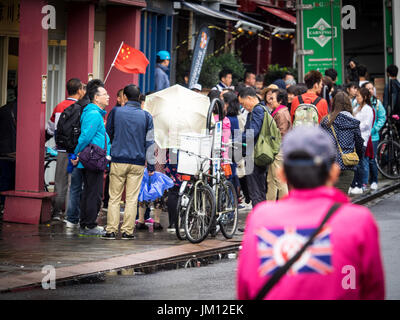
left=237, top=187, right=385, bottom=300
left=214, top=115, right=231, bottom=160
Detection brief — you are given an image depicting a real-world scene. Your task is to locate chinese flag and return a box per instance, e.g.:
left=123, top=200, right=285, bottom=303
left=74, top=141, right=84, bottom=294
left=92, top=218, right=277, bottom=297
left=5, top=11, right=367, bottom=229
left=114, top=43, right=149, bottom=74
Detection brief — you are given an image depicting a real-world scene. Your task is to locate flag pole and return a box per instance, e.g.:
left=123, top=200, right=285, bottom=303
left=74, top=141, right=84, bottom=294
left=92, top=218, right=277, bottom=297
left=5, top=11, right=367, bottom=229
left=104, top=41, right=124, bottom=83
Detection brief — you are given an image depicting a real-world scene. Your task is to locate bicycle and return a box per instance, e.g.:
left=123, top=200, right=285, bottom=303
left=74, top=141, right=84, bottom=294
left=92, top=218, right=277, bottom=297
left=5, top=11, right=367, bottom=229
left=376, top=114, right=400, bottom=179
left=179, top=143, right=240, bottom=243
left=180, top=151, right=216, bottom=243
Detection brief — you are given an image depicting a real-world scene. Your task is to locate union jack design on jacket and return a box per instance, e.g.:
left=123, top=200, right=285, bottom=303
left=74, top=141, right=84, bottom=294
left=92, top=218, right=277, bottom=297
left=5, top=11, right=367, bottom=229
left=256, top=226, right=333, bottom=277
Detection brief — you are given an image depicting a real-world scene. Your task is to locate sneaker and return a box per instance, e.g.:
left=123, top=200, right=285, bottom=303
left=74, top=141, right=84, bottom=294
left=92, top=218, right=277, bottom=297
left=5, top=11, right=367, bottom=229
left=167, top=225, right=175, bottom=233
left=153, top=223, right=163, bottom=231
left=350, top=187, right=364, bottom=195
left=79, top=227, right=105, bottom=237
left=136, top=222, right=149, bottom=230
left=121, top=232, right=135, bottom=240
left=65, top=220, right=79, bottom=229
left=348, top=187, right=354, bottom=195
left=101, top=232, right=116, bottom=240
left=145, top=218, right=155, bottom=224
left=370, top=182, right=378, bottom=191
left=238, top=204, right=246, bottom=210
left=52, top=212, right=63, bottom=221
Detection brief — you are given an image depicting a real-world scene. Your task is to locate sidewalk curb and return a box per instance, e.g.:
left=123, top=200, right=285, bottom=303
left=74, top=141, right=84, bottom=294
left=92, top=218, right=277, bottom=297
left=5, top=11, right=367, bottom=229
left=0, top=239, right=241, bottom=293
left=352, top=181, right=400, bottom=205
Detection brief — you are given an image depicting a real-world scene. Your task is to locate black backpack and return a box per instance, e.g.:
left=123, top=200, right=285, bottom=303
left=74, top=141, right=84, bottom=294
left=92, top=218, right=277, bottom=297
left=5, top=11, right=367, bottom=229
left=55, top=97, right=88, bottom=153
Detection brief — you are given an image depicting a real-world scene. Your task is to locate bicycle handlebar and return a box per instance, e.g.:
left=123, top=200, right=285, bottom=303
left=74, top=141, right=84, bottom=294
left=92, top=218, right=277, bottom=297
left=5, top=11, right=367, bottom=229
left=179, top=149, right=225, bottom=163
left=221, top=141, right=247, bottom=149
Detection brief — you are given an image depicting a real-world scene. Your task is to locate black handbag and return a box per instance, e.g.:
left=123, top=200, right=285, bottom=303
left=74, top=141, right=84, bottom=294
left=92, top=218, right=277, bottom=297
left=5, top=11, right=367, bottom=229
left=79, top=132, right=109, bottom=172
left=253, top=202, right=342, bottom=300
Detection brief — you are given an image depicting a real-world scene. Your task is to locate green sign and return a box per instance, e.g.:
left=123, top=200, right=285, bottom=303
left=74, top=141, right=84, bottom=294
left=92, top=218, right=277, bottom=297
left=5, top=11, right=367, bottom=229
left=302, top=0, right=344, bottom=84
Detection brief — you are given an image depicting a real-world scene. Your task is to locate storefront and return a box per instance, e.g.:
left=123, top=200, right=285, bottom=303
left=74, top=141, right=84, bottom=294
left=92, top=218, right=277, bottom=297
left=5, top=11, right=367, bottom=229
left=1, top=0, right=145, bottom=224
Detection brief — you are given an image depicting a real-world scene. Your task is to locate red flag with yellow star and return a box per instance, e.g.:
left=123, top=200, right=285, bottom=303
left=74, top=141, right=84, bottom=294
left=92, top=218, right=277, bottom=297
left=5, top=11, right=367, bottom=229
left=114, top=43, right=149, bottom=74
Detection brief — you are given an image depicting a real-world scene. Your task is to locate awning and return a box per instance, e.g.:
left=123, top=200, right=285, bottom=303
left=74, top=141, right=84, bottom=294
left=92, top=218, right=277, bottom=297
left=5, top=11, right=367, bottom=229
left=223, top=8, right=276, bottom=29
left=259, top=6, right=297, bottom=25
left=182, top=2, right=239, bottom=21
left=107, top=0, right=146, bottom=7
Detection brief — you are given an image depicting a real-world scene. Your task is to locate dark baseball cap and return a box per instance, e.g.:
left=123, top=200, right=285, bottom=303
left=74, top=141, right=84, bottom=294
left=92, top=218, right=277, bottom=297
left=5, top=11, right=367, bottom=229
left=282, top=126, right=336, bottom=167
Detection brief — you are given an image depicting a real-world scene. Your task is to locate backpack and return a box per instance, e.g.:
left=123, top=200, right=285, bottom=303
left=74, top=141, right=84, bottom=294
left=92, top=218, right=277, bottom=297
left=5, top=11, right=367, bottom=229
left=253, top=104, right=282, bottom=167
left=292, top=95, right=321, bottom=127
left=55, top=99, right=86, bottom=153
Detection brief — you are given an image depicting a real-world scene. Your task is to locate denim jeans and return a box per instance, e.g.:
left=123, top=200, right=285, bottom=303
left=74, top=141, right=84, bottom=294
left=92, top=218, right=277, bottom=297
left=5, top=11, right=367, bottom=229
left=65, top=167, right=83, bottom=224
left=352, top=147, right=367, bottom=188
left=365, top=141, right=379, bottom=184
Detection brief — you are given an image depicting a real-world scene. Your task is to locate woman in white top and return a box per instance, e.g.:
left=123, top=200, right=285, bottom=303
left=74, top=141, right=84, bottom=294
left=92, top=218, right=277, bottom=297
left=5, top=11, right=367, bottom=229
left=350, top=87, right=374, bottom=194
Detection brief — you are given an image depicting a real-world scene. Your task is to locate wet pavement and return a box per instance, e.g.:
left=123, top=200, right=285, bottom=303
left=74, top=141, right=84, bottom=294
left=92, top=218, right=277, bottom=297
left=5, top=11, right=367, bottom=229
left=0, top=178, right=398, bottom=293
left=0, top=205, right=248, bottom=292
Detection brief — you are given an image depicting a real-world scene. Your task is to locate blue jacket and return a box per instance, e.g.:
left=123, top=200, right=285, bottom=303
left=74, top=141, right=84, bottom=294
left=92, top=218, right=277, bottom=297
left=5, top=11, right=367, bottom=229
left=109, top=101, right=155, bottom=171
left=74, top=103, right=110, bottom=169
left=370, top=96, right=387, bottom=142
left=154, top=63, right=170, bottom=92
left=105, top=105, right=121, bottom=143
left=320, top=112, right=364, bottom=170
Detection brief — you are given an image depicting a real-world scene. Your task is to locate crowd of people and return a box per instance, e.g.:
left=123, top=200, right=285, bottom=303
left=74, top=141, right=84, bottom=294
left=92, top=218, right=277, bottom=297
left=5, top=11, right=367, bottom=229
left=41, top=55, right=400, bottom=240
left=1, top=49, right=395, bottom=299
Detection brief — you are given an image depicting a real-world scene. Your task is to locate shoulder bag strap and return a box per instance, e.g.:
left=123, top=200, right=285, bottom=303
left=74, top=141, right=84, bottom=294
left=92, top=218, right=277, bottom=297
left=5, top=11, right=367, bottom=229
left=104, top=128, right=107, bottom=151
left=258, top=104, right=274, bottom=133
left=329, top=118, right=356, bottom=154
left=298, top=95, right=304, bottom=105
left=329, top=124, right=344, bottom=155
left=254, top=202, right=342, bottom=300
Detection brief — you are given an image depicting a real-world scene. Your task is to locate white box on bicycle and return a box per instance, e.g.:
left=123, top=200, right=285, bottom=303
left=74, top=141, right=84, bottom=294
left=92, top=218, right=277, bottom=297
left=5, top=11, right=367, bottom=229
left=177, top=133, right=212, bottom=175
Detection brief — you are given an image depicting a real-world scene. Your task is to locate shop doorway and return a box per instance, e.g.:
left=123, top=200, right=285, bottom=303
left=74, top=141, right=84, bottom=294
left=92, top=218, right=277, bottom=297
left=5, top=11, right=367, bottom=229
left=0, top=36, right=18, bottom=107
left=47, top=42, right=66, bottom=121
left=342, top=0, right=385, bottom=80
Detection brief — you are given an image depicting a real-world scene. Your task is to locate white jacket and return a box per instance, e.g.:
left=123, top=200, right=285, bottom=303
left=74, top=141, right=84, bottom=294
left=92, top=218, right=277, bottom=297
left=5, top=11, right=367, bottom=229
left=353, top=104, right=374, bottom=147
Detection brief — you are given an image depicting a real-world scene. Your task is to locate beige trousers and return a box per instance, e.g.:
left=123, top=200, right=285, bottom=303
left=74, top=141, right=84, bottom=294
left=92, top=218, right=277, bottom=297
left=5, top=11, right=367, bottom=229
left=106, top=163, right=144, bottom=235
left=138, top=206, right=161, bottom=224
left=266, top=151, right=288, bottom=201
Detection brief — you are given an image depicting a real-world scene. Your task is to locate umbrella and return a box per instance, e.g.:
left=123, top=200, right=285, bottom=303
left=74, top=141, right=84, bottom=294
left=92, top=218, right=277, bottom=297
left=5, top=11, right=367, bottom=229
left=144, top=85, right=210, bottom=149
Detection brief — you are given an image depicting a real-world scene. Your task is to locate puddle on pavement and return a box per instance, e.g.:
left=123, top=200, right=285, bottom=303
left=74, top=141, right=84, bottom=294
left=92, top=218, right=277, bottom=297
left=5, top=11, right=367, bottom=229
left=104, top=251, right=238, bottom=278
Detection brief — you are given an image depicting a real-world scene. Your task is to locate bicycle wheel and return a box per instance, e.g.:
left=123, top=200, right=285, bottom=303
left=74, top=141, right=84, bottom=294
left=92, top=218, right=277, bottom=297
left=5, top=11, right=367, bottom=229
left=44, top=158, right=56, bottom=192
left=184, top=184, right=216, bottom=244
left=218, top=180, right=238, bottom=239
left=175, top=193, right=190, bottom=240
left=376, top=139, right=400, bottom=179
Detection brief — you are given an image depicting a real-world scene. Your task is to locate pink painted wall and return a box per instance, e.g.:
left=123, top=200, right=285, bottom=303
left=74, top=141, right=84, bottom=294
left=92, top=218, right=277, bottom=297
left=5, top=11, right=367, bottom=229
left=15, top=0, right=48, bottom=192
left=104, top=6, right=141, bottom=112
left=66, top=3, right=95, bottom=85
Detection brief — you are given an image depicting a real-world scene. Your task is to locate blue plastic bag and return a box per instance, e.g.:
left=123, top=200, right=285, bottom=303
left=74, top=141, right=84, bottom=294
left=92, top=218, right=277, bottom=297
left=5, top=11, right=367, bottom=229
left=67, top=154, right=77, bottom=174
left=138, top=169, right=174, bottom=202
